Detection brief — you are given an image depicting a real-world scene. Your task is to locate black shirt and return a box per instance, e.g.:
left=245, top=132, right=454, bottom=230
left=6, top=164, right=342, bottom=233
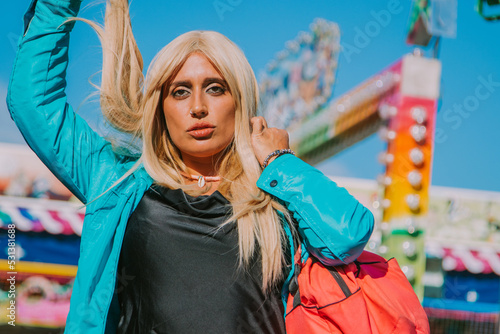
left=116, top=185, right=286, bottom=333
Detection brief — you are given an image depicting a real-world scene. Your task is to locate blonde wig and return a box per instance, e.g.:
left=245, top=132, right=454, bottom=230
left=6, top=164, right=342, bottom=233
left=85, top=0, right=291, bottom=291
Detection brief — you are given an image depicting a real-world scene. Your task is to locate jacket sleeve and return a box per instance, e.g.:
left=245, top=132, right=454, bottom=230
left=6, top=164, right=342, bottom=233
left=7, top=0, right=120, bottom=204
left=257, top=153, right=374, bottom=266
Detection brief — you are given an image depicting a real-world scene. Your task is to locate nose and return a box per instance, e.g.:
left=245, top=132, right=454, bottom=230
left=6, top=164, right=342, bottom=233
left=190, top=91, right=208, bottom=119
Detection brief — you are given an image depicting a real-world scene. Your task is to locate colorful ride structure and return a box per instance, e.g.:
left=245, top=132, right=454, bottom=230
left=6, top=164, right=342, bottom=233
left=0, top=144, right=83, bottom=329
left=260, top=11, right=499, bottom=332
left=260, top=18, right=441, bottom=300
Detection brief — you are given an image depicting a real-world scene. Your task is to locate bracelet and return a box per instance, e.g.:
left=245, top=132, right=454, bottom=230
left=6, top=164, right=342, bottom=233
left=262, top=149, right=295, bottom=168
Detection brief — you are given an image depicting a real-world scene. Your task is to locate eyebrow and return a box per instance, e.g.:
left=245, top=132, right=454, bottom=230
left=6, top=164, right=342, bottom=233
left=170, top=77, right=228, bottom=89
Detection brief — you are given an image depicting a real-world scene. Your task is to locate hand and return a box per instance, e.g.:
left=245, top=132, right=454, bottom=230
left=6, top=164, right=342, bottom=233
left=250, top=116, right=290, bottom=167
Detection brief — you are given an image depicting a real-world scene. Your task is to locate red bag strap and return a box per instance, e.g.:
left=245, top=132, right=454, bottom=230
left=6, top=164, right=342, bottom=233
left=289, top=256, right=355, bottom=309
left=328, top=264, right=353, bottom=298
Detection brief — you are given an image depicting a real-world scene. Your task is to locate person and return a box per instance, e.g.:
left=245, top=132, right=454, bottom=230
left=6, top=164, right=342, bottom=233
left=7, top=0, right=374, bottom=333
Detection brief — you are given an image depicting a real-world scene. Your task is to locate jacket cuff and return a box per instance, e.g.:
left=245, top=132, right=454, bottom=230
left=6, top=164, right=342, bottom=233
left=23, top=0, right=83, bottom=40
left=257, top=153, right=313, bottom=198
left=257, top=153, right=374, bottom=265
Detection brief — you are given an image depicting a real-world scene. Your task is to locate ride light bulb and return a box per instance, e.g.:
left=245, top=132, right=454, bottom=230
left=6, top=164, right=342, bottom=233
left=409, top=148, right=424, bottom=166
left=402, top=265, right=416, bottom=281
left=379, top=104, right=398, bottom=120
left=405, top=218, right=417, bottom=235
left=377, top=175, right=392, bottom=187
left=402, top=241, right=417, bottom=259
left=381, top=198, right=391, bottom=209
left=410, top=125, right=426, bottom=143
left=408, top=170, right=423, bottom=188
left=379, top=127, right=396, bottom=141
left=377, top=152, right=394, bottom=165
left=406, top=194, right=420, bottom=211
left=411, top=106, right=427, bottom=124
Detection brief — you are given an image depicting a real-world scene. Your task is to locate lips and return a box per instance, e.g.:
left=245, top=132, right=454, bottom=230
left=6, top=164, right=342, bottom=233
left=187, top=122, right=215, bottom=139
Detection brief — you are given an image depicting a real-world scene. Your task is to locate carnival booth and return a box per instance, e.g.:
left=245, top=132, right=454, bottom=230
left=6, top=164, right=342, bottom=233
left=423, top=188, right=500, bottom=333
left=332, top=176, right=500, bottom=333
left=0, top=143, right=83, bottom=331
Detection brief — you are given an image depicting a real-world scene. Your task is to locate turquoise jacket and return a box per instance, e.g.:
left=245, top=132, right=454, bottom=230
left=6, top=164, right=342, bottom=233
left=7, top=0, right=374, bottom=333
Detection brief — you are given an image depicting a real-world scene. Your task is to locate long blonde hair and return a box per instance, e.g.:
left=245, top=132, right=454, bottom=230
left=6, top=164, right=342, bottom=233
left=85, top=0, right=290, bottom=291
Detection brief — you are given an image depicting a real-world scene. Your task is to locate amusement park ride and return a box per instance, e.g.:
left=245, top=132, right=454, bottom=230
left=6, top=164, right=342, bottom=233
left=477, top=0, right=500, bottom=20
left=260, top=18, right=441, bottom=298
left=0, top=0, right=499, bottom=330
left=260, top=0, right=499, bottom=303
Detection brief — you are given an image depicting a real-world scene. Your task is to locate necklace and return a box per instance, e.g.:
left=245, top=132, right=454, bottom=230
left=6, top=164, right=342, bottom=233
left=182, top=173, right=221, bottom=188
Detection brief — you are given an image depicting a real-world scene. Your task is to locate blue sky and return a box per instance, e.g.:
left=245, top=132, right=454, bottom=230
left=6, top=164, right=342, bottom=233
left=1, top=0, right=499, bottom=192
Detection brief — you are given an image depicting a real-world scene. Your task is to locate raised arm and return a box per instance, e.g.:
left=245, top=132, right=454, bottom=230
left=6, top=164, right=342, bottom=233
left=7, top=0, right=121, bottom=203
left=257, top=154, right=374, bottom=266
left=251, top=117, right=374, bottom=265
